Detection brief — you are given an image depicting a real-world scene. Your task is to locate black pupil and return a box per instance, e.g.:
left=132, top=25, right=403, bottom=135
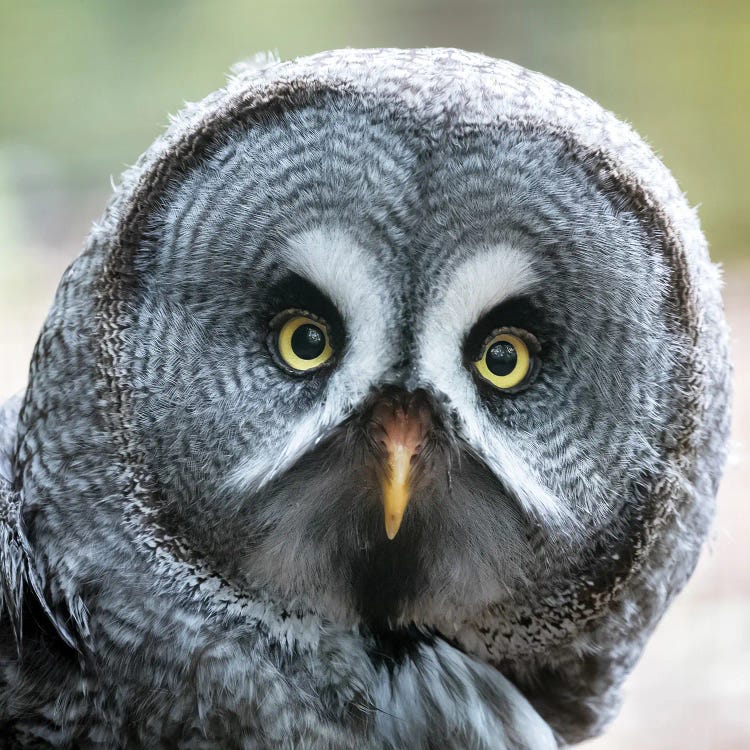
left=291, top=323, right=326, bottom=360
left=486, top=340, right=518, bottom=376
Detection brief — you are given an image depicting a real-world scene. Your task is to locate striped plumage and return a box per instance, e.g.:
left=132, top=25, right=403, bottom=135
left=0, top=49, right=730, bottom=748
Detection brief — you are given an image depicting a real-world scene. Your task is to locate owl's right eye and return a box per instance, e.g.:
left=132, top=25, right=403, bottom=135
left=271, top=311, right=334, bottom=374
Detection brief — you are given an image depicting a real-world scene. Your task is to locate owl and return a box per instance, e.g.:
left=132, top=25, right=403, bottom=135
left=0, top=49, right=730, bottom=748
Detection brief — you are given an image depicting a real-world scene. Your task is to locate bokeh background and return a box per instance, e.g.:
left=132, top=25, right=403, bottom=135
left=1, top=2, right=748, bottom=747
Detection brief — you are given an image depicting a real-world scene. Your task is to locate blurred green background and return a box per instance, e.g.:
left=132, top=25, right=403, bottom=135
left=0, top=0, right=748, bottom=267
left=1, top=3, right=749, bottom=749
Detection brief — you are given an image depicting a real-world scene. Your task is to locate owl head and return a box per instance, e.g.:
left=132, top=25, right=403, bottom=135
left=13, top=49, right=730, bottom=742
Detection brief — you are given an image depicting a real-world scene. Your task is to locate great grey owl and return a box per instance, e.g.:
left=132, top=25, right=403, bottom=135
left=0, top=48, right=731, bottom=748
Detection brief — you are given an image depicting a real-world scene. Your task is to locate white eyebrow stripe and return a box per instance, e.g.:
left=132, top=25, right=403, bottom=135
left=417, top=243, right=577, bottom=532
left=281, top=227, right=388, bottom=331
left=432, top=243, right=539, bottom=341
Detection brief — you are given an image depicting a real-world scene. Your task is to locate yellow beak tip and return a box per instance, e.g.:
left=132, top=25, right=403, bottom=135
left=385, top=515, right=403, bottom=540
left=382, top=443, right=414, bottom=541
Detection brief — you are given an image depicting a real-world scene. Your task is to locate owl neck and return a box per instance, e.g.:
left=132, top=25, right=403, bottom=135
left=12, top=484, right=555, bottom=746
left=58, top=561, right=551, bottom=747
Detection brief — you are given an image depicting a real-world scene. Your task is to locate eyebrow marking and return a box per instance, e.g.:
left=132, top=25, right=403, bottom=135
left=429, top=244, right=539, bottom=342
left=280, top=227, right=388, bottom=330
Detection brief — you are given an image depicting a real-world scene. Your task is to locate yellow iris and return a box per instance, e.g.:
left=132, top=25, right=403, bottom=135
left=277, top=315, right=333, bottom=372
left=473, top=332, right=530, bottom=389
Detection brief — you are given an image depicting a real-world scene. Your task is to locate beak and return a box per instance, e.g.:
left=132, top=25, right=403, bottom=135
left=371, top=391, right=432, bottom=540
left=382, top=441, right=413, bottom=540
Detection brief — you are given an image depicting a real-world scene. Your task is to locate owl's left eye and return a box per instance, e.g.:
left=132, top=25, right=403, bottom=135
left=272, top=311, right=334, bottom=373
left=473, top=330, right=533, bottom=390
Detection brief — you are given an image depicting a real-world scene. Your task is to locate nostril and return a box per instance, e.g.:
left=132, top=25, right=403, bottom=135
left=363, top=385, right=448, bottom=457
